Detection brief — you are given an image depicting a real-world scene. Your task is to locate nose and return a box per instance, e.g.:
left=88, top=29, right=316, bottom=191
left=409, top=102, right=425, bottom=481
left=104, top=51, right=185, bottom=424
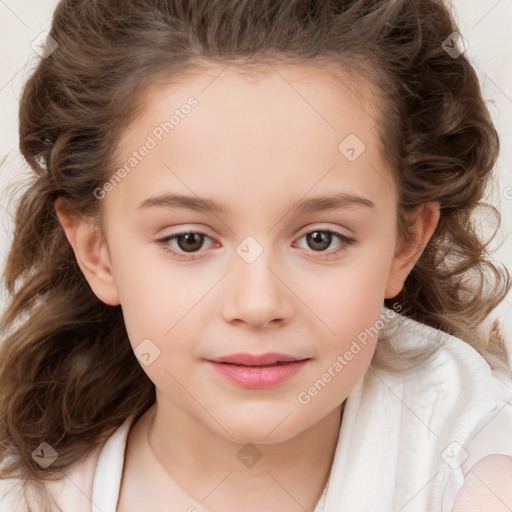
left=220, top=246, right=294, bottom=329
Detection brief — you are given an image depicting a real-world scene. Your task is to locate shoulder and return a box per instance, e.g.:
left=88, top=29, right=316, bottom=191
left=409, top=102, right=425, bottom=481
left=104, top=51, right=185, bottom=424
left=0, top=476, right=25, bottom=512
left=452, top=454, right=512, bottom=511
left=0, top=445, right=101, bottom=512
left=0, top=417, right=134, bottom=512
left=450, top=370, right=512, bottom=511
left=0, top=453, right=33, bottom=512
left=44, top=443, right=102, bottom=511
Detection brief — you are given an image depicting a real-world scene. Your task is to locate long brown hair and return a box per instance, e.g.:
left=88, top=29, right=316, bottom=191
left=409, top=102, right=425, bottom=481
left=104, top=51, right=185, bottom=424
left=1, top=0, right=510, bottom=506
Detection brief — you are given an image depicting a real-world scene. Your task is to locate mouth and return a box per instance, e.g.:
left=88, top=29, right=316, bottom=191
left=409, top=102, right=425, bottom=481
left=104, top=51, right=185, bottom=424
left=208, top=352, right=309, bottom=366
left=205, top=353, right=311, bottom=389
left=221, top=361, right=300, bottom=367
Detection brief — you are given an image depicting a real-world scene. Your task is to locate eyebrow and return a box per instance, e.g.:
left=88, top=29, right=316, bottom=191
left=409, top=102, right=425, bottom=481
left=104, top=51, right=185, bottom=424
left=137, top=191, right=375, bottom=215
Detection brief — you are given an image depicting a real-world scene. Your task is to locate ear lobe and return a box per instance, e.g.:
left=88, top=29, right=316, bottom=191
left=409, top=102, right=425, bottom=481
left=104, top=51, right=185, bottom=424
left=54, top=197, right=120, bottom=306
left=385, top=202, right=440, bottom=300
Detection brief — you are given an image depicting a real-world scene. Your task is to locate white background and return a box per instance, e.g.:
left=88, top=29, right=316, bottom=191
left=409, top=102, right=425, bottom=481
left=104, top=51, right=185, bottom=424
left=1, top=0, right=511, bottom=356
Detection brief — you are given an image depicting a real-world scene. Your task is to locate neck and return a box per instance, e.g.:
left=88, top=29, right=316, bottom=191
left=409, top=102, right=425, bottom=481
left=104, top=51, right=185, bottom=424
left=144, top=399, right=344, bottom=512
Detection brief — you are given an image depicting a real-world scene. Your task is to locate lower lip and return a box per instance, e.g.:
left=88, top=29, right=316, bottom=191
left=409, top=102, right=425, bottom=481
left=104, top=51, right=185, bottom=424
left=206, top=360, right=309, bottom=389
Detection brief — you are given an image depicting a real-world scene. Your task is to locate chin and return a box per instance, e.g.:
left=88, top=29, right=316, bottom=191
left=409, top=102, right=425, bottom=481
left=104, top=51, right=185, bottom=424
left=210, top=414, right=304, bottom=445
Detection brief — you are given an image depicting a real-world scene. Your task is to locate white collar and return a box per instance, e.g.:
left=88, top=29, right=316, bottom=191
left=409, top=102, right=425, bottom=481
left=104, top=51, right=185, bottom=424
left=92, top=414, right=134, bottom=512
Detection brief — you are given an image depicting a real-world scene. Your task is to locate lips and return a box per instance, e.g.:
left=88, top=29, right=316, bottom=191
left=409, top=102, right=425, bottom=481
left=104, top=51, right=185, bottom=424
left=205, top=352, right=311, bottom=388
left=208, top=352, right=309, bottom=366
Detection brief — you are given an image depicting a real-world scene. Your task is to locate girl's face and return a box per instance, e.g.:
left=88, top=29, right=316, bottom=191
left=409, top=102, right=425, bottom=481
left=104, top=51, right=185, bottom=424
left=79, top=63, right=436, bottom=443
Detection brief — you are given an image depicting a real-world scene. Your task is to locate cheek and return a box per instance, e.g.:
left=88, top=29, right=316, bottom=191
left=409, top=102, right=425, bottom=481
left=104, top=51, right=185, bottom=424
left=296, top=237, right=395, bottom=368
left=294, top=242, right=395, bottom=333
left=118, top=273, right=196, bottom=347
left=106, top=247, right=162, bottom=345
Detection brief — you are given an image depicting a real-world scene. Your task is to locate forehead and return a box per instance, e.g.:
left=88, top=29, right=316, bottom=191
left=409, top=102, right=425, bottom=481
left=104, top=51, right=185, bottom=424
left=139, top=60, right=380, bottom=129
left=106, top=61, right=396, bottom=217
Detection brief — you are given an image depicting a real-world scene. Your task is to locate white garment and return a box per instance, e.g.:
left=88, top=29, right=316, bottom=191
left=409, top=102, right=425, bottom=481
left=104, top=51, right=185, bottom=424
left=1, top=308, right=512, bottom=511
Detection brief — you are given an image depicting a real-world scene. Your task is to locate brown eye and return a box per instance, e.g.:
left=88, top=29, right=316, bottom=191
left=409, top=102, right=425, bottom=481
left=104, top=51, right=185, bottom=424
left=157, top=230, right=214, bottom=260
left=306, top=231, right=333, bottom=251
left=294, top=228, right=356, bottom=258
left=175, top=233, right=206, bottom=253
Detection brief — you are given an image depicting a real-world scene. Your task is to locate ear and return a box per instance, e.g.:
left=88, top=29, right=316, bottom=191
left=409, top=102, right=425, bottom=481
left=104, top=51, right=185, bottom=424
left=54, top=197, right=120, bottom=306
left=385, top=202, right=440, bottom=299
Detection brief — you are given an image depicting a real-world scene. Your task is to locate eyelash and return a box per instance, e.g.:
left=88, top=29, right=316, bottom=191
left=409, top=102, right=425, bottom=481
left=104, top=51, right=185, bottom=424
left=156, top=228, right=356, bottom=261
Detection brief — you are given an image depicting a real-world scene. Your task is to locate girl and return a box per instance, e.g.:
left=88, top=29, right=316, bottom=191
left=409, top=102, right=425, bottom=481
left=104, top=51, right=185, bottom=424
left=1, top=0, right=511, bottom=511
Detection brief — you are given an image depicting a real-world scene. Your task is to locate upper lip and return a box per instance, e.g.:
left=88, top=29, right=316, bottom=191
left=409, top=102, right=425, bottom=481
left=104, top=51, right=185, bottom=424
left=208, top=352, right=309, bottom=366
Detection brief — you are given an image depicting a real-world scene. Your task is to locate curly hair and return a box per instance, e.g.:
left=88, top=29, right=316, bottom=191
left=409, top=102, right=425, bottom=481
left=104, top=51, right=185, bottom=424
left=0, top=0, right=510, bottom=507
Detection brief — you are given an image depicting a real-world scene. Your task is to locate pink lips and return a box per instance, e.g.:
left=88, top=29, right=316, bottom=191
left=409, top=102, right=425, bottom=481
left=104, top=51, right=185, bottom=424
left=206, top=352, right=310, bottom=389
